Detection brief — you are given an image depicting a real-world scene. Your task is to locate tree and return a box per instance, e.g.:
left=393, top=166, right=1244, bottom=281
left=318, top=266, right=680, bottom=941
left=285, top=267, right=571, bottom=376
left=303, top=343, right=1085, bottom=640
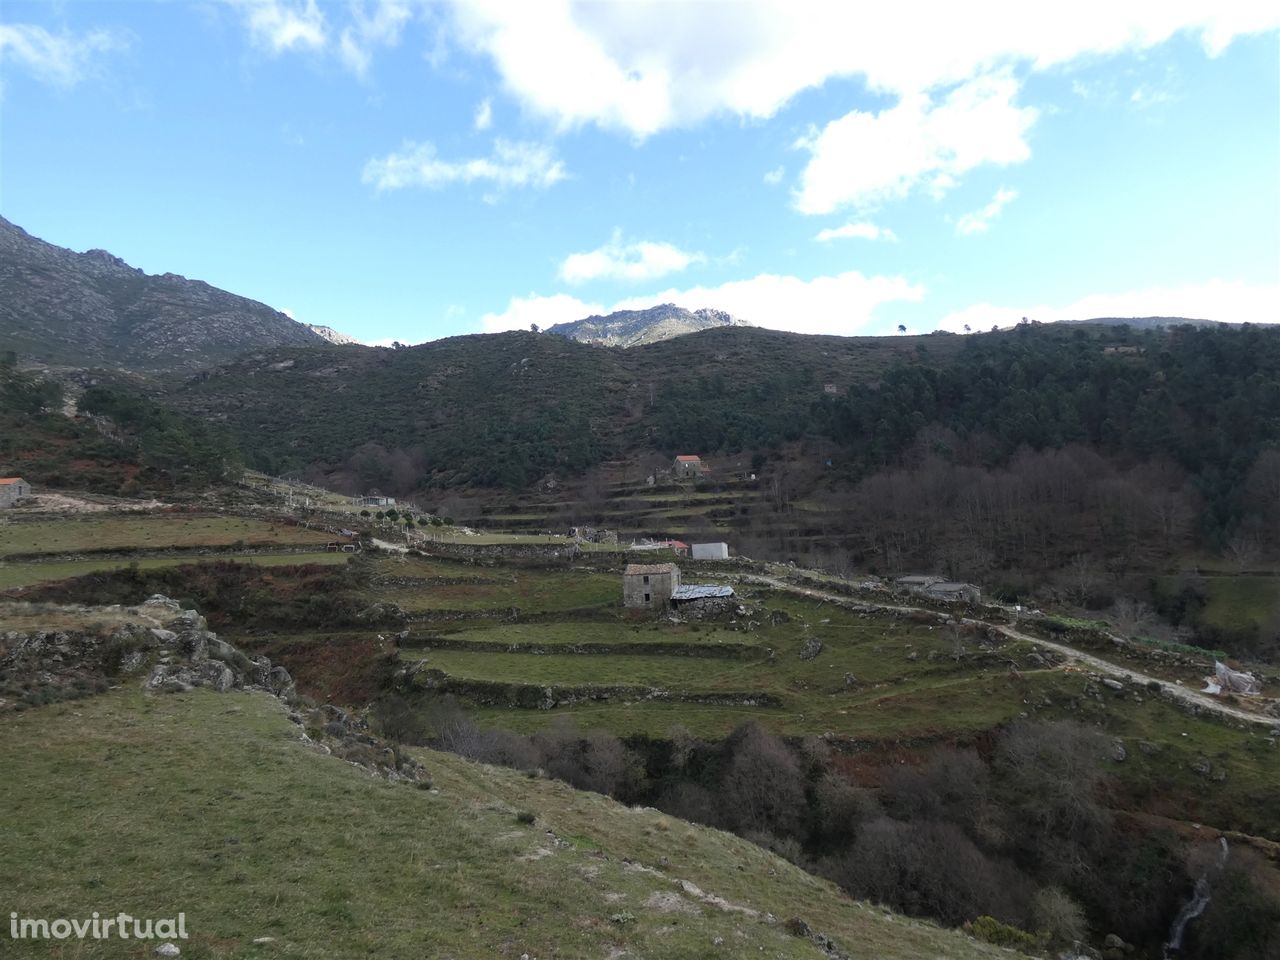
left=530, top=323, right=540, bottom=333
left=897, top=324, right=908, bottom=334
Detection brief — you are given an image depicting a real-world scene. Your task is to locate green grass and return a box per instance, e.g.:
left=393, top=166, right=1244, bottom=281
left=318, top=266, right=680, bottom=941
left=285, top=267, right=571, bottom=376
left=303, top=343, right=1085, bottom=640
left=1198, top=575, right=1280, bottom=636
left=0, top=515, right=333, bottom=557
left=374, top=565, right=621, bottom=613
left=0, top=687, right=1010, bottom=959
left=0, top=551, right=348, bottom=591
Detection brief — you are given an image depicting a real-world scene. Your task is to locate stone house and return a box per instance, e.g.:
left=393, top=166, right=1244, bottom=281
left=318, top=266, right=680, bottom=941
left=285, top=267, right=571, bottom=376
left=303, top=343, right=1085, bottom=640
left=673, top=455, right=707, bottom=478
left=623, top=563, right=681, bottom=609
left=0, top=477, right=31, bottom=507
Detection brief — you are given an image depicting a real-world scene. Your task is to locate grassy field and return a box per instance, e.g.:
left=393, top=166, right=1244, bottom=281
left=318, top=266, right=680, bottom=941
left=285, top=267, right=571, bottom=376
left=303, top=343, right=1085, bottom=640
left=1198, top=575, right=1280, bottom=636
left=0, top=515, right=333, bottom=557
left=0, top=551, right=348, bottom=591
left=370, top=555, right=621, bottom=613
left=0, top=687, right=1011, bottom=960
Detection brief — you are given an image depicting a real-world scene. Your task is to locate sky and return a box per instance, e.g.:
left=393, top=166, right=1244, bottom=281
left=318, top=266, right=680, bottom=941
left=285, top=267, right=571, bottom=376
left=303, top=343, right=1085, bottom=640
left=1, top=2, right=1278, bottom=346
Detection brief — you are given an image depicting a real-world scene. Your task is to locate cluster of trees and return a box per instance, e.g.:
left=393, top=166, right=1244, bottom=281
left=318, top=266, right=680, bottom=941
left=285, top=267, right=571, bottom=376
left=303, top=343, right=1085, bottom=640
left=817, top=323, right=1280, bottom=546
left=376, top=700, right=1279, bottom=958
left=79, top=385, right=242, bottom=491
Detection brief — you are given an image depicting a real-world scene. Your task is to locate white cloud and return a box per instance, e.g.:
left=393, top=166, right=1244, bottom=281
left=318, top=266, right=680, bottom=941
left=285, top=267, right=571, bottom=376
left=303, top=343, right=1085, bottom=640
left=936, top=279, right=1280, bottom=333
left=558, top=232, right=705, bottom=284
left=794, top=74, right=1035, bottom=214
left=763, top=165, right=785, bottom=186
left=0, top=23, right=128, bottom=88
left=473, top=97, right=493, bottom=130
left=226, top=0, right=328, bottom=54
left=814, top=222, right=898, bottom=243
left=444, top=2, right=1278, bottom=138
left=338, top=0, right=412, bottom=77
left=362, top=138, right=566, bottom=192
left=480, top=270, right=923, bottom=337
left=480, top=293, right=604, bottom=333
left=954, top=187, right=1018, bottom=236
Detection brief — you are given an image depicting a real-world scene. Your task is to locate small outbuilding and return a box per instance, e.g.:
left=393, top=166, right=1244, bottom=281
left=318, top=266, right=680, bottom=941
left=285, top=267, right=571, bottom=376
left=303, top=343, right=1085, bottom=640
left=624, top=563, right=681, bottom=609
left=691, top=542, right=729, bottom=560
left=0, top=477, right=31, bottom=508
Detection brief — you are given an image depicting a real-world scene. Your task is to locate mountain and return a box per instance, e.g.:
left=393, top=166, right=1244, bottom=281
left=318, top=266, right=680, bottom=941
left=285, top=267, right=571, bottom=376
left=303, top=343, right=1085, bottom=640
left=0, top=217, right=325, bottom=371
left=546, top=302, right=749, bottom=347
left=305, top=323, right=362, bottom=345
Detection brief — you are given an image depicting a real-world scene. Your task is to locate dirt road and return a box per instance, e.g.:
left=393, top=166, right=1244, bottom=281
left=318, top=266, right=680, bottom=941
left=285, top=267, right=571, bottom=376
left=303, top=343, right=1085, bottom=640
left=739, top=574, right=1277, bottom=729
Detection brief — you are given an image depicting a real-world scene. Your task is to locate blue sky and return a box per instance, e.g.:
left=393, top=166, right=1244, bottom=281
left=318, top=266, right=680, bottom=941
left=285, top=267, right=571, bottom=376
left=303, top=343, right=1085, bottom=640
left=1, top=2, right=1277, bottom=345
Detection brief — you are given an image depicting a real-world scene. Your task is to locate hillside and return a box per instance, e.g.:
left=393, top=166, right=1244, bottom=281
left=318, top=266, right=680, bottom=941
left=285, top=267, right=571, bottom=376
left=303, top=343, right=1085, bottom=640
left=4, top=511, right=1277, bottom=959
left=0, top=596, right=1014, bottom=960
left=0, top=217, right=325, bottom=371
left=172, top=325, right=959, bottom=488
left=547, top=302, right=750, bottom=347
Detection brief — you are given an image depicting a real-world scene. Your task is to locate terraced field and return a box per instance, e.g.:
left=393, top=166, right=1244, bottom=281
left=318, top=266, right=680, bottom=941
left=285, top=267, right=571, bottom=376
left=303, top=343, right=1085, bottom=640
left=0, top=513, right=333, bottom=557
left=0, top=551, right=348, bottom=591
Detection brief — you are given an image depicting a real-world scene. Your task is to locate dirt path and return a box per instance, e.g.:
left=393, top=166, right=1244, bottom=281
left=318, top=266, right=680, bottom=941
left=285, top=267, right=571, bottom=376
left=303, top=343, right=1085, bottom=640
left=738, top=574, right=1276, bottom=730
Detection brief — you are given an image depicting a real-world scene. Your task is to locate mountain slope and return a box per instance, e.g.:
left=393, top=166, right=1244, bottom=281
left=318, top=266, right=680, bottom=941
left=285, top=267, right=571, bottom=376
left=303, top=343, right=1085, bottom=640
left=0, top=217, right=325, bottom=371
left=0, top=681, right=1012, bottom=959
left=547, top=302, right=749, bottom=347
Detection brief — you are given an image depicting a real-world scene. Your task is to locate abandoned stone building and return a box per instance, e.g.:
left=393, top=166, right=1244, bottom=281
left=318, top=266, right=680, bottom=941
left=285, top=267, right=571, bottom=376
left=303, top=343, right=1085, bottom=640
left=623, top=563, right=680, bottom=608
left=894, top=575, right=980, bottom=604
left=0, top=477, right=31, bottom=508
left=672, top=455, right=707, bottom=478
left=623, top=563, right=736, bottom=612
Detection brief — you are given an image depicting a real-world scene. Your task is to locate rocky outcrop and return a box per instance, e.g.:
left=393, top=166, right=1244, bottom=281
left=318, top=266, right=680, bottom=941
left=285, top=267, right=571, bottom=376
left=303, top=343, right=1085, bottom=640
left=0, top=216, right=325, bottom=371
left=0, top=595, right=427, bottom=784
left=546, top=303, right=749, bottom=348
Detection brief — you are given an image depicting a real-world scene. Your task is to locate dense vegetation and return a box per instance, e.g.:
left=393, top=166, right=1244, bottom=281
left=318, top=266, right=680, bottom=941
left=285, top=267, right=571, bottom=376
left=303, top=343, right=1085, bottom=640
left=77, top=385, right=242, bottom=491
left=818, top=322, right=1280, bottom=546
left=0, top=361, right=242, bottom=495
left=172, top=327, right=950, bottom=490
left=11, top=560, right=399, bottom=632
left=386, top=702, right=1280, bottom=960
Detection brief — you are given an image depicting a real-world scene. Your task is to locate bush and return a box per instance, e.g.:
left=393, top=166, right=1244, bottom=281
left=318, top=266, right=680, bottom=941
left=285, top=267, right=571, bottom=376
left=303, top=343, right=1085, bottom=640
left=968, top=915, right=1042, bottom=951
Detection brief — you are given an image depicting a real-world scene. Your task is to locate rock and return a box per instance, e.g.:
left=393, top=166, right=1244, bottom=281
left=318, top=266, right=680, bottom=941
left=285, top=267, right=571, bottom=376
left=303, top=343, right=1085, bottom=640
left=155, top=944, right=181, bottom=958
left=799, top=636, right=823, bottom=661
left=1137, top=740, right=1160, bottom=755
left=843, top=673, right=858, bottom=689
left=784, top=917, right=812, bottom=938
left=1111, top=741, right=1127, bottom=762
left=1191, top=757, right=1212, bottom=777
left=252, top=937, right=275, bottom=944
left=1101, top=678, right=1124, bottom=691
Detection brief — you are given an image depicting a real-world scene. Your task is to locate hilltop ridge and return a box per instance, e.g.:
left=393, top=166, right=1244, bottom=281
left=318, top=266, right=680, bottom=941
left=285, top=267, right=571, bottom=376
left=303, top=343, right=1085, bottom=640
left=0, top=216, right=325, bottom=372
left=547, top=302, right=750, bottom=347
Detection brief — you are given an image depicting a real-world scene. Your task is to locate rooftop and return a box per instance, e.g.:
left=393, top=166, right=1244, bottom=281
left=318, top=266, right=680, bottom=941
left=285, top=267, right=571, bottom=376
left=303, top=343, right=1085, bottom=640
left=0, top=478, right=25, bottom=485
left=671, top=585, right=735, bottom=601
left=675, top=455, right=702, bottom=462
left=625, top=563, right=679, bottom=576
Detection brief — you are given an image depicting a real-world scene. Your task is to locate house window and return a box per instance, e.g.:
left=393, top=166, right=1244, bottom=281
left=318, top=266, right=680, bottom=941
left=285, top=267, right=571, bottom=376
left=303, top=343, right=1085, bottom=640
left=643, top=575, right=650, bottom=584
left=644, top=593, right=650, bottom=603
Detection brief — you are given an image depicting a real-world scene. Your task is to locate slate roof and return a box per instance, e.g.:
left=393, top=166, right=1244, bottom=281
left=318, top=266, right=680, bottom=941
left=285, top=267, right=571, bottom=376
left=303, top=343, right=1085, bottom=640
left=671, top=584, right=735, bottom=601
left=625, top=563, right=679, bottom=576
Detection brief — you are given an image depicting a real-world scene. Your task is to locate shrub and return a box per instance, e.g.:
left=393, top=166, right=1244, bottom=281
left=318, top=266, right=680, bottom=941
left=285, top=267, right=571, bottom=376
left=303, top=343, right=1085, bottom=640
left=969, top=915, right=1041, bottom=951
